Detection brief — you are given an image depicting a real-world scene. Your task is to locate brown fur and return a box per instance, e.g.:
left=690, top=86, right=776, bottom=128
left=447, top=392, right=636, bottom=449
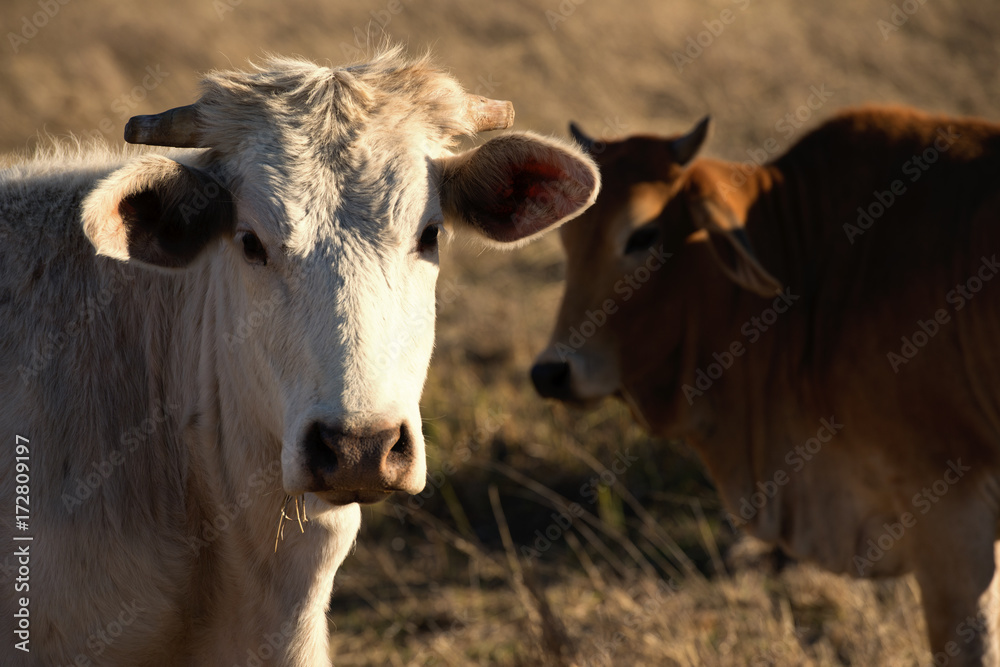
left=536, top=106, right=1000, bottom=665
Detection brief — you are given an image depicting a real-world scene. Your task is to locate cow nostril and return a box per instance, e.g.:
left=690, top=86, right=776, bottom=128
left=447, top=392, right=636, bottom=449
left=531, top=361, right=571, bottom=399
left=390, top=423, right=410, bottom=455
left=303, top=422, right=339, bottom=470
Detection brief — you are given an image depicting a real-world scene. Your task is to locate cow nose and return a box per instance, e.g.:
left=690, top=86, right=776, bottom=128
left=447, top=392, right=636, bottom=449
left=302, top=421, right=420, bottom=500
left=531, top=361, right=573, bottom=400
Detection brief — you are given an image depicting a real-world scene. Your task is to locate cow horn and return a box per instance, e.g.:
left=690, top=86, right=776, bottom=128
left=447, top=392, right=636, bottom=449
left=670, top=115, right=712, bottom=166
left=124, top=105, right=207, bottom=148
left=465, top=95, right=514, bottom=132
left=569, top=122, right=596, bottom=152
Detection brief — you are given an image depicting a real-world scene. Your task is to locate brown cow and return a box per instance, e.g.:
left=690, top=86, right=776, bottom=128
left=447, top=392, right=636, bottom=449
left=532, top=107, right=1000, bottom=665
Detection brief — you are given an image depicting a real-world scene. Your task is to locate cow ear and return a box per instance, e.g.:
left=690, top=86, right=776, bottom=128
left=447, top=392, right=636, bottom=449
left=439, top=132, right=600, bottom=246
left=83, top=155, right=234, bottom=269
left=690, top=197, right=782, bottom=297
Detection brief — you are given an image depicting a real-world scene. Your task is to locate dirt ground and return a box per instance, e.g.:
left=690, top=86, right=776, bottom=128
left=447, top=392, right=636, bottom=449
left=4, top=0, right=999, bottom=664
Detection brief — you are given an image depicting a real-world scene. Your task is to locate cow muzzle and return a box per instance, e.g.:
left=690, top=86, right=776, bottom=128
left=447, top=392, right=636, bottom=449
left=301, top=420, right=422, bottom=505
left=531, top=360, right=575, bottom=401
left=531, top=347, right=620, bottom=403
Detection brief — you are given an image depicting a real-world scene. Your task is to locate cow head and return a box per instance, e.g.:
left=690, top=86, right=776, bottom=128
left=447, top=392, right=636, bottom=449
left=531, top=118, right=778, bottom=428
left=82, top=52, right=599, bottom=507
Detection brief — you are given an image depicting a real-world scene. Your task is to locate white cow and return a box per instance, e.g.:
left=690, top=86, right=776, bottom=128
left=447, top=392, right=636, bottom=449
left=0, top=50, right=599, bottom=665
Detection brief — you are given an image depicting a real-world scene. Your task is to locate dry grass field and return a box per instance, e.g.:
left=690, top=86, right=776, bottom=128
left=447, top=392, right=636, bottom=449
left=4, top=0, right=1000, bottom=664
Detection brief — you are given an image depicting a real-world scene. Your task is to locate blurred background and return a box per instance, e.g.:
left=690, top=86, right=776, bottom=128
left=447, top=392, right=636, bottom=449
left=3, top=0, right=998, bottom=664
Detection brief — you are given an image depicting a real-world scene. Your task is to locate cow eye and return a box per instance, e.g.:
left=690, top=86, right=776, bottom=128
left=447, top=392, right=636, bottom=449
left=624, top=226, right=659, bottom=255
left=238, top=231, right=267, bottom=266
left=418, top=224, right=440, bottom=254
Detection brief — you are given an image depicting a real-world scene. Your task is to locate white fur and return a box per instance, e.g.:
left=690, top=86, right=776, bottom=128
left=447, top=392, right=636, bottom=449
left=0, top=50, right=598, bottom=665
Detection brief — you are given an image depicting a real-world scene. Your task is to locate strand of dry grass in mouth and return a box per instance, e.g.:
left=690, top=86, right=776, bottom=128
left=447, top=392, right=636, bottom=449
left=273, top=494, right=308, bottom=552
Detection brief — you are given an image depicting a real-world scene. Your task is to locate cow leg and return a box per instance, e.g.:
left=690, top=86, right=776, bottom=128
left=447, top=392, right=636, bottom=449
left=911, top=508, right=999, bottom=666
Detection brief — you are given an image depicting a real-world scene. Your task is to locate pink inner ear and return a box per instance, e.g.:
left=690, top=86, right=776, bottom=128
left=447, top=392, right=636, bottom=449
left=118, top=199, right=137, bottom=221
left=489, top=158, right=568, bottom=217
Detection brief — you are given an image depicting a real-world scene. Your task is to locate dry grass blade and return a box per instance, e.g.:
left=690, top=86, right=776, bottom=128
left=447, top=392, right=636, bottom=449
left=560, top=437, right=705, bottom=581
left=481, top=459, right=664, bottom=581
left=274, top=494, right=290, bottom=553
left=274, top=494, right=309, bottom=553
left=691, top=498, right=727, bottom=578
left=385, top=502, right=500, bottom=571
left=500, top=482, right=640, bottom=580
left=488, top=484, right=576, bottom=667
left=564, top=530, right=606, bottom=594
left=295, top=494, right=307, bottom=532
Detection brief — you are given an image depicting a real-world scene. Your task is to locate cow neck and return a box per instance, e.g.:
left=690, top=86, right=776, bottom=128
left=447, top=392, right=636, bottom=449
left=166, top=258, right=292, bottom=550
left=153, top=259, right=359, bottom=662
left=682, top=161, right=833, bottom=540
